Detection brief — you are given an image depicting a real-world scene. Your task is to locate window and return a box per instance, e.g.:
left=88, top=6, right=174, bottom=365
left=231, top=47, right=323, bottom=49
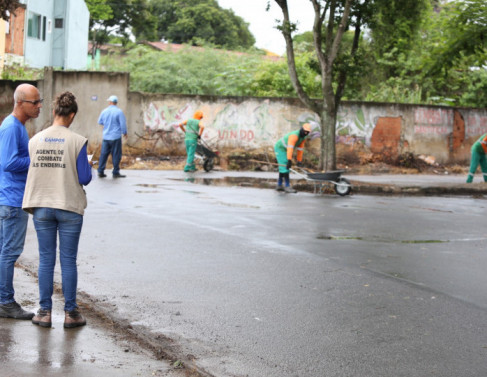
left=27, top=12, right=41, bottom=39
left=55, top=18, right=63, bottom=28
left=42, top=16, right=46, bottom=40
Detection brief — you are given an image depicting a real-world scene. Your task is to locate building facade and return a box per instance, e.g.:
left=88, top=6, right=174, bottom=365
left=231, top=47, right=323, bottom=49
left=4, top=0, right=89, bottom=70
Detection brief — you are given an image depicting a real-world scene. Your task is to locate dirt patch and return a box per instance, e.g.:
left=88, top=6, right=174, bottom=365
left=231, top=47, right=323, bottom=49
left=91, top=143, right=469, bottom=177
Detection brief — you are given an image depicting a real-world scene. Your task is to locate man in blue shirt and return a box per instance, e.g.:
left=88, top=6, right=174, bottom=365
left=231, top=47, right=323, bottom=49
left=97, top=95, right=128, bottom=178
left=0, top=83, right=42, bottom=319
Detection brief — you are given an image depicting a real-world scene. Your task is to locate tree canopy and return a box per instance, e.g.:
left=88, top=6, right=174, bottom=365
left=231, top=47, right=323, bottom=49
left=136, top=0, right=255, bottom=50
left=90, top=0, right=486, bottom=112
left=87, top=0, right=255, bottom=51
left=0, top=0, right=20, bottom=21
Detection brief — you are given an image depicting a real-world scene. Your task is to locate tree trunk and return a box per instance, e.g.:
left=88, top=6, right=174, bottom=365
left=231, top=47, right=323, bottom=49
left=320, top=108, right=337, bottom=171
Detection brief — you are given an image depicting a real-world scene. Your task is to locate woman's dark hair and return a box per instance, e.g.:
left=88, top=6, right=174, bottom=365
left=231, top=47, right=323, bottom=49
left=54, top=91, right=78, bottom=116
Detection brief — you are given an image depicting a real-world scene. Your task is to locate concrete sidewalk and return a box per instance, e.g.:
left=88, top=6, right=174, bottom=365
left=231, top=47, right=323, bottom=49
left=0, top=264, right=198, bottom=377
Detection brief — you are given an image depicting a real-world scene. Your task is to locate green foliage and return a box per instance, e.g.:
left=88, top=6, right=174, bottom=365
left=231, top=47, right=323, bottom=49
left=101, top=45, right=260, bottom=95
left=251, top=53, right=321, bottom=98
left=369, top=0, right=430, bottom=76
left=351, top=0, right=487, bottom=108
left=85, top=0, right=113, bottom=22
left=1, top=64, right=42, bottom=80
left=99, top=44, right=322, bottom=98
left=134, top=0, right=255, bottom=51
left=95, top=0, right=487, bottom=108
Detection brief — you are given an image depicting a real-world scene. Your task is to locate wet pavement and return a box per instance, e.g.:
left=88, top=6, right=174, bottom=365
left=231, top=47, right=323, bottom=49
left=3, top=169, right=487, bottom=377
left=1, top=267, right=193, bottom=377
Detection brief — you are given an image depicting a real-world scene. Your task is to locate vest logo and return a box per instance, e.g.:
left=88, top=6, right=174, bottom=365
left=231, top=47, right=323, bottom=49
left=44, top=137, right=65, bottom=143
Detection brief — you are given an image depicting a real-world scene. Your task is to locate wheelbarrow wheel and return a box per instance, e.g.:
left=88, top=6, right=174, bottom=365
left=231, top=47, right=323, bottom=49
left=334, top=177, right=351, bottom=196
left=203, top=157, right=214, bottom=172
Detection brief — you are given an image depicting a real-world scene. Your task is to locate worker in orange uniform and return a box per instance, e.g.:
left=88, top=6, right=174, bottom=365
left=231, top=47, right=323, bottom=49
left=274, top=123, right=312, bottom=193
left=179, top=111, right=205, bottom=172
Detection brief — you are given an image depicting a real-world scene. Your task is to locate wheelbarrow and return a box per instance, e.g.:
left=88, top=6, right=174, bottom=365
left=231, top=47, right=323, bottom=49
left=195, top=138, right=219, bottom=172
left=290, top=167, right=352, bottom=196
left=250, top=159, right=352, bottom=196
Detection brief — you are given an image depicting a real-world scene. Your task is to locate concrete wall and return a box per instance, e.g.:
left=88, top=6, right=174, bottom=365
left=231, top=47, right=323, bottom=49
left=134, top=95, right=487, bottom=163
left=1, top=70, right=486, bottom=164
left=34, top=69, right=129, bottom=147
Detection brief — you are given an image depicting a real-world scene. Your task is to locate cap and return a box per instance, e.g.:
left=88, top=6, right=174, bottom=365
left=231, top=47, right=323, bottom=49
left=302, top=123, right=312, bottom=132
left=193, top=110, right=203, bottom=120
left=107, top=95, right=118, bottom=103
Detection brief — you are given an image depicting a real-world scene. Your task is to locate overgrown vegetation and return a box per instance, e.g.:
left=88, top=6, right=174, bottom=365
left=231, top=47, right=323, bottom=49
left=94, top=0, right=486, bottom=109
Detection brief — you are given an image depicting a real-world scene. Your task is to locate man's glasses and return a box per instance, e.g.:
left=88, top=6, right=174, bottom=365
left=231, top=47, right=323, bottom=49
left=21, top=99, right=43, bottom=105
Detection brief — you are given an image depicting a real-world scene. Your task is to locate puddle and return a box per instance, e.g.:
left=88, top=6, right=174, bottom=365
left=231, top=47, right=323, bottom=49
left=317, top=235, right=363, bottom=240
left=171, top=177, right=274, bottom=188
left=214, top=200, right=260, bottom=209
left=135, top=183, right=162, bottom=188
left=317, top=233, right=448, bottom=244
left=400, top=240, right=446, bottom=244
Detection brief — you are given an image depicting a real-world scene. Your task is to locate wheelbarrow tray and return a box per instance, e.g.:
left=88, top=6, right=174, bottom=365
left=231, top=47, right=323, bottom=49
left=196, top=142, right=218, bottom=158
left=306, top=170, right=345, bottom=182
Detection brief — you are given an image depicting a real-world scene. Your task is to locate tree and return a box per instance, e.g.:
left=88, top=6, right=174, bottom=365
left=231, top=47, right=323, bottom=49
left=85, top=0, right=114, bottom=56
left=0, top=0, right=20, bottom=21
left=137, top=0, right=255, bottom=50
left=87, top=0, right=151, bottom=47
left=368, top=0, right=430, bottom=77
left=427, top=0, right=487, bottom=74
left=274, top=0, right=432, bottom=170
left=274, top=0, right=357, bottom=170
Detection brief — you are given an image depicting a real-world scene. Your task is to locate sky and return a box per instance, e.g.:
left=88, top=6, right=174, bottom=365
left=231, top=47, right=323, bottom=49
left=217, top=0, right=315, bottom=55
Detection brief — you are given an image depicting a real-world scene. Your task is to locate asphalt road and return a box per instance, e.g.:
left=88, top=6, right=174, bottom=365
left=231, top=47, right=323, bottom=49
left=19, top=170, right=487, bottom=377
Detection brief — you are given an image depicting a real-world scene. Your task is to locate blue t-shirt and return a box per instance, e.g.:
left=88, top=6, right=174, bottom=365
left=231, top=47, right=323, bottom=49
left=0, top=115, right=30, bottom=207
left=98, top=105, right=127, bottom=140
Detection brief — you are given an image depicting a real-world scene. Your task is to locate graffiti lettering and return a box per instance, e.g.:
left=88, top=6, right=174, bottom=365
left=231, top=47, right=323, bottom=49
left=467, top=127, right=487, bottom=136
left=414, top=125, right=449, bottom=135
left=467, top=115, right=487, bottom=128
left=414, top=108, right=453, bottom=125
left=218, top=129, right=255, bottom=142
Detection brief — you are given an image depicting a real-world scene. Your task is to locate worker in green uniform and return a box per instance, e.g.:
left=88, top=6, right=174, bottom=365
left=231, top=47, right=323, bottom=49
left=179, top=111, right=205, bottom=172
left=274, top=123, right=312, bottom=193
left=466, top=133, right=487, bottom=183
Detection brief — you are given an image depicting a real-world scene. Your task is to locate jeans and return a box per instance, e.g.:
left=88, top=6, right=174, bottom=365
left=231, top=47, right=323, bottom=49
left=33, top=208, right=83, bottom=311
left=0, top=205, right=28, bottom=304
left=98, top=138, right=122, bottom=175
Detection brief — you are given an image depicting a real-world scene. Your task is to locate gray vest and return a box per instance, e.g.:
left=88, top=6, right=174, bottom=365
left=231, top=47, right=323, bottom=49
left=23, top=125, right=88, bottom=215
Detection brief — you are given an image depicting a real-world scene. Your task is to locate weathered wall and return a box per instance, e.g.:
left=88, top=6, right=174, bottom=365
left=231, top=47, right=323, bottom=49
left=136, top=96, right=487, bottom=163
left=35, top=69, right=129, bottom=147
left=0, top=70, right=486, bottom=164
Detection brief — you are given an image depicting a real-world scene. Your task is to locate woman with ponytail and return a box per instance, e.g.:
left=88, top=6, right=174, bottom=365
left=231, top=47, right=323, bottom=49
left=23, top=91, right=92, bottom=329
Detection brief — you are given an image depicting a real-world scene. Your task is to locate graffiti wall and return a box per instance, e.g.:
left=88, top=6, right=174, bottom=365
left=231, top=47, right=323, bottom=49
left=133, top=94, right=487, bottom=163
left=138, top=96, right=322, bottom=150
left=0, top=70, right=485, bottom=164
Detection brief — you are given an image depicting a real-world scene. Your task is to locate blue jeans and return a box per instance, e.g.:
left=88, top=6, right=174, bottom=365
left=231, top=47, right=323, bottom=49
left=98, top=138, right=122, bottom=175
left=33, top=208, right=83, bottom=311
left=0, top=205, right=28, bottom=304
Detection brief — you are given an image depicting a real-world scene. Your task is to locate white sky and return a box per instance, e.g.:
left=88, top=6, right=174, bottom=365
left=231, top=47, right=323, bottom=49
left=218, top=0, right=315, bottom=55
